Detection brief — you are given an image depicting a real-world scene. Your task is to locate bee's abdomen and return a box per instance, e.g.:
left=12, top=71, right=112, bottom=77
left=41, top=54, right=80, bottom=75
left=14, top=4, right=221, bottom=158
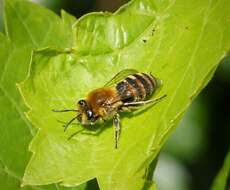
left=116, top=73, right=160, bottom=103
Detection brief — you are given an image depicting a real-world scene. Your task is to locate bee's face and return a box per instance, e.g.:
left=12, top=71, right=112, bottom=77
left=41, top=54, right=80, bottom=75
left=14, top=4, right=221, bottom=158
left=77, top=99, right=98, bottom=125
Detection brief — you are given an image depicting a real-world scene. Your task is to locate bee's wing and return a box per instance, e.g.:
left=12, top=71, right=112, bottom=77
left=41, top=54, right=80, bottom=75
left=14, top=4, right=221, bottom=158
left=104, top=69, right=138, bottom=87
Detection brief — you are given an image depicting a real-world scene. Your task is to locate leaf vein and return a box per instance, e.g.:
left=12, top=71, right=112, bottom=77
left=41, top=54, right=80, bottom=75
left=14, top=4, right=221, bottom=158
left=8, top=1, right=39, bottom=47
left=0, top=86, right=34, bottom=136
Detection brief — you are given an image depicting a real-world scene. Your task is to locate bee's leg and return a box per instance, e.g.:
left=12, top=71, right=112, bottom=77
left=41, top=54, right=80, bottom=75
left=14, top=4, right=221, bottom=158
left=123, top=94, right=167, bottom=108
left=113, top=113, right=121, bottom=149
left=119, top=106, right=132, bottom=112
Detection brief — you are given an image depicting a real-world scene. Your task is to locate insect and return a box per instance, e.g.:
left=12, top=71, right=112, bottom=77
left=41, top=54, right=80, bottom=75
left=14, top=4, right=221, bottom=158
left=53, top=69, right=166, bottom=148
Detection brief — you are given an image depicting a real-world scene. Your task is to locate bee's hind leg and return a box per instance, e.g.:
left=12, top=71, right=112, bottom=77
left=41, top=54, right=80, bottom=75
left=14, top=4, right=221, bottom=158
left=123, top=94, right=167, bottom=108
left=113, top=113, right=121, bottom=149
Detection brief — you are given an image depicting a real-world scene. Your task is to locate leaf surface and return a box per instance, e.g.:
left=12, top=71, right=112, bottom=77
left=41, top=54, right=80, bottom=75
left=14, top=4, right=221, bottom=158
left=17, top=0, right=230, bottom=189
left=0, top=0, right=83, bottom=189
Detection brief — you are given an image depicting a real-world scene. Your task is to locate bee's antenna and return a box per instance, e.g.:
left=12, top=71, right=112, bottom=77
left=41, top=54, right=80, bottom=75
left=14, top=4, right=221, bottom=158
left=67, top=129, right=84, bottom=140
left=52, top=109, right=78, bottom=112
left=63, top=116, right=78, bottom=132
left=56, top=119, right=78, bottom=126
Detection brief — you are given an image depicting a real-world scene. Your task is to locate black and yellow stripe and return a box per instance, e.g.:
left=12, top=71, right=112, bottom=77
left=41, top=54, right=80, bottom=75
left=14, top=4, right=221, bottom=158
left=116, top=73, right=159, bottom=103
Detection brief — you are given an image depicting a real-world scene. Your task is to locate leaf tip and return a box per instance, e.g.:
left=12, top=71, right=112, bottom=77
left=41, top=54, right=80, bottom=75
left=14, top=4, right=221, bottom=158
left=20, top=179, right=27, bottom=187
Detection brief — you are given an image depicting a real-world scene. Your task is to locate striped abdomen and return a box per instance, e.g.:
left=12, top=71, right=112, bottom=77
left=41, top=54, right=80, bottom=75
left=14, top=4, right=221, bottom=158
left=116, top=73, right=161, bottom=103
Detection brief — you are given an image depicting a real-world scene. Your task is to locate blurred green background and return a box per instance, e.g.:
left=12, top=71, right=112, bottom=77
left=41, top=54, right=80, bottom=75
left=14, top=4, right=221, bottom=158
left=0, top=0, right=229, bottom=189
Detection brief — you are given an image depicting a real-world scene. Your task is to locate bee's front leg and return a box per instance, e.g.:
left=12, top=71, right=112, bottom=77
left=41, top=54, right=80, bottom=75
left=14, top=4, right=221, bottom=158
left=113, top=113, right=121, bottom=149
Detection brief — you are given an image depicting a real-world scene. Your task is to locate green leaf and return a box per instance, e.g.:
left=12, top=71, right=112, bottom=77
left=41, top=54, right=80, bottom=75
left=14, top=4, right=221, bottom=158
left=0, top=31, right=34, bottom=190
left=211, top=149, right=230, bottom=190
left=18, top=0, right=230, bottom=189
left=61, top=10, right=77, bottom=28
left=0, top=0, right=83, bottom=189
left=3, top=0, right=73, bottom=48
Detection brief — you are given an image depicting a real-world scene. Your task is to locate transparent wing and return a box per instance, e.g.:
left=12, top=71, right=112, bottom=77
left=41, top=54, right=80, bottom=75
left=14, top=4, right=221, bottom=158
left=104, top=69, right=138, bottom=87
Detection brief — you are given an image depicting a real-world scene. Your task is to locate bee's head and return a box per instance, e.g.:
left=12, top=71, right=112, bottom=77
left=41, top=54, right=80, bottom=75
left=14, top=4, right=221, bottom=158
left=77, top=99, right=98, bottom=125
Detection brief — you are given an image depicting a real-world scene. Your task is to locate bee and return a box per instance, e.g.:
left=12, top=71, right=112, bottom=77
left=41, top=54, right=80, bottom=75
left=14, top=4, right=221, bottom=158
left=53, top=69, right=166, bottom=148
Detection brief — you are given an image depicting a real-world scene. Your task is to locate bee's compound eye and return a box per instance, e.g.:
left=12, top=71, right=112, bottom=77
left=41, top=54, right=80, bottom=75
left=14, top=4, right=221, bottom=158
left=78, top=99, right=87, bottom=107
left=86, top=110, right=93, bottom=119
